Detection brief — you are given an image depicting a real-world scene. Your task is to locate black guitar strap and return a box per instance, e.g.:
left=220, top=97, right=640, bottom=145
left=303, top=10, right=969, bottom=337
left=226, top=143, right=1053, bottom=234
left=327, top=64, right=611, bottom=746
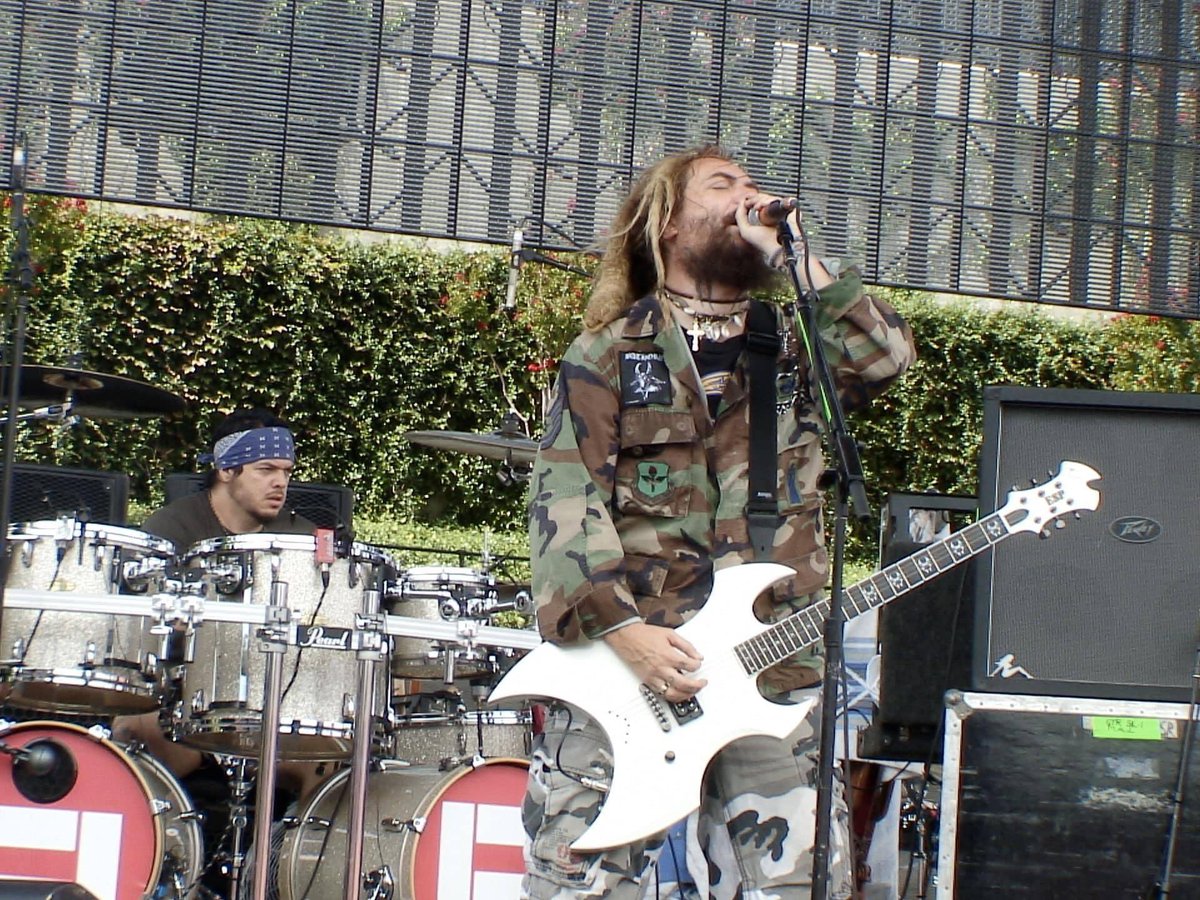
left=745, top=300, right=781, bottom=559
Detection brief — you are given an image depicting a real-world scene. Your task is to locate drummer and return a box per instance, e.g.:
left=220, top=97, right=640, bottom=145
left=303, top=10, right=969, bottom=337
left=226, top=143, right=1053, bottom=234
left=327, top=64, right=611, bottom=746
left=114, top=408, right=324, bottom=896
left=141, top=407, right=314, bottom=547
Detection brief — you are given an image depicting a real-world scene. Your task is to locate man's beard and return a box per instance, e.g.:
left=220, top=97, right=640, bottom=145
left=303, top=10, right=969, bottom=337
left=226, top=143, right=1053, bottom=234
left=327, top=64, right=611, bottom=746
left=677, top=217, right=782, bottom=296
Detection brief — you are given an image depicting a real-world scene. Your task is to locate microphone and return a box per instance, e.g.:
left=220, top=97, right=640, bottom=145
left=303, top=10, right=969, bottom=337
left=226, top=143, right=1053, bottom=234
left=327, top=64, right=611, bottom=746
left=748, top=198, right=798, bottom=228
left=10, top=739, right=78, bottom=803
left=504, top=228, right=524, bottom=309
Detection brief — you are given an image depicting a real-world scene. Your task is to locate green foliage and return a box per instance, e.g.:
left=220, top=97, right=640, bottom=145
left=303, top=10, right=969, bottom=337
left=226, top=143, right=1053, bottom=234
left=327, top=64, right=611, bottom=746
left=9, top=200, right=1200, bottom=573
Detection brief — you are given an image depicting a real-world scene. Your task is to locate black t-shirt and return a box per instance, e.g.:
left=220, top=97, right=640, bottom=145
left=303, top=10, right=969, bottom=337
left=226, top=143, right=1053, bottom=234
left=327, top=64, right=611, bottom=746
left=140, top=489, right=317, bottom=553
left=693, top=332, right=746, bottom=418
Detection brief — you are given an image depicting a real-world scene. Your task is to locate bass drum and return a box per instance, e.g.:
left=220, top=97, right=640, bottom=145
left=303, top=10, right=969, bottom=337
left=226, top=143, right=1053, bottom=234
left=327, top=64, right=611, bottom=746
left=280, top=758, right=528, bottom=900
left=0, top=720, right=203, bottom=900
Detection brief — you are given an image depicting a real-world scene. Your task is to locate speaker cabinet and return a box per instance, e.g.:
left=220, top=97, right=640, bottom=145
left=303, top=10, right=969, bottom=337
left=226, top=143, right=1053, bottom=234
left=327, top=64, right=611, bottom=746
left=859, top=492, right=977, bottom=762
left=163, top=473, right=354, bottom=531
left=973, top=386, right=1200, bottom=702
left=7, top=463, right=130, bottom=525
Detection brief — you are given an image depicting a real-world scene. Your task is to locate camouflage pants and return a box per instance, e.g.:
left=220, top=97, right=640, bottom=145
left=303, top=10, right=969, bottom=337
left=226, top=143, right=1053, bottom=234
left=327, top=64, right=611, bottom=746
left=519, top=689, right=853, bottom=899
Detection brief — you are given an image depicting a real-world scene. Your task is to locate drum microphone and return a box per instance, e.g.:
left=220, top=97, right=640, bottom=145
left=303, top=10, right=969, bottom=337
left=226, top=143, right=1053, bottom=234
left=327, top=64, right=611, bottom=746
left=9, top=739, right=78, bottom=804
left=747, top=198, right=798, bottom=228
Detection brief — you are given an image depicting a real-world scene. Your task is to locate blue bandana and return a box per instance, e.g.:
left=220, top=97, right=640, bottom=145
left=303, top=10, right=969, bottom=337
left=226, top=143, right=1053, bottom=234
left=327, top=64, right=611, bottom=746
left=199, top=426, right=296, bottom=470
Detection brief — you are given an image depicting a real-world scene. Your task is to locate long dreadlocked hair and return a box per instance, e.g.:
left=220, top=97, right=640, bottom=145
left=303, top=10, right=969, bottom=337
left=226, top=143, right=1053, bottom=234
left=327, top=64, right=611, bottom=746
left=583, top=144, right=732, bottom=331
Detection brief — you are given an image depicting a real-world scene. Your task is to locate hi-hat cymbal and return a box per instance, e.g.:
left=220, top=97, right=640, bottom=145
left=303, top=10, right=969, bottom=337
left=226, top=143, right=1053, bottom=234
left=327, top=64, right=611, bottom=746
left=404, top=428, right=538, bottom=465
left=1, top=364, right=186, bottom=419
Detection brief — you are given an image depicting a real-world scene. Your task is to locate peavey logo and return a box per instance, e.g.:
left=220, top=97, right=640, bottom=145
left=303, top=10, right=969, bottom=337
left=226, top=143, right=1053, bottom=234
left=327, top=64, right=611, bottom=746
left=297, top=625, right=352, bottom=650
left=1109, top=516, right=1163, bottom=544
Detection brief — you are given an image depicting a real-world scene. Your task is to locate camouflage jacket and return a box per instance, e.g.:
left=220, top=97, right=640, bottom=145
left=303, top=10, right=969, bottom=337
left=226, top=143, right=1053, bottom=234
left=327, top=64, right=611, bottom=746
left=529, top=267, right=916, bottom=646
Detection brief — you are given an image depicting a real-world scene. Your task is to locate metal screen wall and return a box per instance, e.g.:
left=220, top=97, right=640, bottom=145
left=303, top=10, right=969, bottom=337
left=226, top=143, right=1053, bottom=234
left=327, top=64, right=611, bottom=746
left=2, top=0, right=1197, bottom=315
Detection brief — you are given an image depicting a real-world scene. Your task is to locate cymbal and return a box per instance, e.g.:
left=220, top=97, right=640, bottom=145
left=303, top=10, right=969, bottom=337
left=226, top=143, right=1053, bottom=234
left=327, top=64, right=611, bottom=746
left=404, top=428, right=538, bottom=465
left=1, top=364, right=186, bottom=419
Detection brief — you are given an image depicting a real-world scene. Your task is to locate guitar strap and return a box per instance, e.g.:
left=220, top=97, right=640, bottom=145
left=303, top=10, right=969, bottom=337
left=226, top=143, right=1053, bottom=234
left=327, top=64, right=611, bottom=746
left=745, top=300, right=781, bottom=559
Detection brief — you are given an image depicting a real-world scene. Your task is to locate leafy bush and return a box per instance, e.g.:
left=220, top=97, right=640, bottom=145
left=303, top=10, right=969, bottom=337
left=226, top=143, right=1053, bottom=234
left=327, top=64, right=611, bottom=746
left=9, top=200, right=1200, bottom=572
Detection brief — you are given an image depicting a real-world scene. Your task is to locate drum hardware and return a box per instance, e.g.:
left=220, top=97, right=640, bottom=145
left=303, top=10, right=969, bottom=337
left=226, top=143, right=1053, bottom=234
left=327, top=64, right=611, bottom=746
left=246, top=584, right=290, bottom=900
left=345, top=604, right=388, bottom=899
left=224, top=756, right=257, bottom=900
left=364, top=865, right=395, bottom=900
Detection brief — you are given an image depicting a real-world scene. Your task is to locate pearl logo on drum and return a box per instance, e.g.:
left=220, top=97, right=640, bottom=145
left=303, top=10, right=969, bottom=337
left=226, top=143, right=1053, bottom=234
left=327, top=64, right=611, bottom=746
left=297, top=624, right=352, bottom=650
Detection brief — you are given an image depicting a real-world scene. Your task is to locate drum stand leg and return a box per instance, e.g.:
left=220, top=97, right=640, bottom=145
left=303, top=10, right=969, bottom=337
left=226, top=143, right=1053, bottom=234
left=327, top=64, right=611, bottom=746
left=225, top=759, right=255, bottom=900
left=247, top=591, right=289, bottom=900
left=344, top=655, right=377, bottom=899
left=346, top=595, right=387, bottom=899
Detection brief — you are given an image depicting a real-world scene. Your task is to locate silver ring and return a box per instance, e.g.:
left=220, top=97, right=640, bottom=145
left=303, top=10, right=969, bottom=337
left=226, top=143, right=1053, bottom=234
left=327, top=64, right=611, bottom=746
left=748, top=209, right=762, bottom=227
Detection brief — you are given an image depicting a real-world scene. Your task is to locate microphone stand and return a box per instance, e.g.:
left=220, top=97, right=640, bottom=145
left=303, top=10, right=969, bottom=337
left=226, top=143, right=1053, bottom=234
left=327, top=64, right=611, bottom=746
left=517, top=247, right=591, bottom=279
left=1, top=135, right=34, bottom=636
left=1148, top=625, right=1200, bottom=897
left=773, top=218, right=872, bottom=900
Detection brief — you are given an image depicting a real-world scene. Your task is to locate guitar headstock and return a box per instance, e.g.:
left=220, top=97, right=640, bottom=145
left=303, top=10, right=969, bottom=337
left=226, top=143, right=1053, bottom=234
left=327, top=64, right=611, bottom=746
left=996, top=460, right=1101, bottom=536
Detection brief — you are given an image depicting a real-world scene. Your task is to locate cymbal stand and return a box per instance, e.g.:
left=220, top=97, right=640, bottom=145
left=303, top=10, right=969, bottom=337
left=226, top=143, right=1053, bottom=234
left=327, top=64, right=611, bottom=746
left=246, top=580, right=290, bottom=900
left=346, top=585, right=388, bottom=899
left=0, top=135, right=34, bottom=634
left=224, top=757, right=256, bottom=900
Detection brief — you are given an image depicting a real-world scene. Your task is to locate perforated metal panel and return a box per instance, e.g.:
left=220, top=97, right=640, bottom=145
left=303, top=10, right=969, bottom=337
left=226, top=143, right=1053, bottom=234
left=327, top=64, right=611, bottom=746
left=1, top=0, right=1197, bottom=315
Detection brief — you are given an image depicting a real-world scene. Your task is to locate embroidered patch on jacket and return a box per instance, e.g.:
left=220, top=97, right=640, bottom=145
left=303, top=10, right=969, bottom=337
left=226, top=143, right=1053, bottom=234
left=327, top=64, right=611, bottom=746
left=620, top=351, right=671, bottom=407
left=636, top=460, right=671, bottom=498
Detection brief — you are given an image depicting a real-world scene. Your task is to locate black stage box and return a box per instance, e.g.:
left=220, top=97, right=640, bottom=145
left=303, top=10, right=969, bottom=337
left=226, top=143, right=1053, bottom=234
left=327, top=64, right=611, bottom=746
left=937, top=692, right=1200, bottom=898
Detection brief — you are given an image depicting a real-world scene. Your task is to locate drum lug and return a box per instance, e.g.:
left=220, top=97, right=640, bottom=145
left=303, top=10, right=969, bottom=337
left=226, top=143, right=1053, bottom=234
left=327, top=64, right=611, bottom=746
left=84, top=641, right=97, bottom=665
left=10, top=637, right=26, bottom=662
left=382, top=815, right=425, bottom=833
left=190, top=689, right=208, bottom=714
left=342, top=693, right=355, bottom=720
left=151, top=796, right=173, bottom=816
left=305, top=815, right=333, bottom=830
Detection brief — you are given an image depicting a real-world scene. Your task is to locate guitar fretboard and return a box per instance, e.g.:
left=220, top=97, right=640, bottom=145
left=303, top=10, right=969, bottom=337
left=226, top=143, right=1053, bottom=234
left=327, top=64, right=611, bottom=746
left=733, top=506, right=1025, bottom=676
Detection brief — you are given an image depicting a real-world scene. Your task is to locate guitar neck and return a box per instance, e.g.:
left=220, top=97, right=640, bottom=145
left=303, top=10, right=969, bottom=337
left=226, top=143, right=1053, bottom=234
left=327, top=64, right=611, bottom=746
left=734, top=507, right=1016, bottom=676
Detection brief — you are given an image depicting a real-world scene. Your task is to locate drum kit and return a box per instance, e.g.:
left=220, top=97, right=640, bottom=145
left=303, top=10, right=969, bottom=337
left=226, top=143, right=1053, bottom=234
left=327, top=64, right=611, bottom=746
left=0, top=365, right=545, bottom=900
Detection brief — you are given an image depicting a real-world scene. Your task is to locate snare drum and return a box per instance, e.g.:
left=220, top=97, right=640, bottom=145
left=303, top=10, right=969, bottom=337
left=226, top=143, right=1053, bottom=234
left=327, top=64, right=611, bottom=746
left=280, top=758, right=528, bottom=899
left=179, top=533, right=394, bottom=760
left=1, top=519, right=174, bottom=714
left=0, top=720, right=203, bottom=900
left=388, top=566, right=500, bottom=680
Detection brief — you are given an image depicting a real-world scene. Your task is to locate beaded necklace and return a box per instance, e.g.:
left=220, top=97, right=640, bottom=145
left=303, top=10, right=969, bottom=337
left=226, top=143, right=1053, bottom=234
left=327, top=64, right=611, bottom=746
left=659, top=286, right=750, bottom=351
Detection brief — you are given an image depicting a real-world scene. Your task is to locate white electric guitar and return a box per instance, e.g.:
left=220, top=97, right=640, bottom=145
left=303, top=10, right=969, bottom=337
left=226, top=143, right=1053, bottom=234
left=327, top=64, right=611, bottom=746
left=490, top=460, right=1101, bottom=850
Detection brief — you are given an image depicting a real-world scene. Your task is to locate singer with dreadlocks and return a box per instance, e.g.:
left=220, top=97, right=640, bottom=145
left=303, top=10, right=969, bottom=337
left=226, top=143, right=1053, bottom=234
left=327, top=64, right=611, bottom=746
left=517, top=145, right=916, bottom=898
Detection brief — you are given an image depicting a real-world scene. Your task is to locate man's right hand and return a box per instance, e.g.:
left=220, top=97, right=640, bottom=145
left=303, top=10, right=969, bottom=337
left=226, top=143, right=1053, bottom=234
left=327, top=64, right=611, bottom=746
left=603, top=621, right=706, bottom=700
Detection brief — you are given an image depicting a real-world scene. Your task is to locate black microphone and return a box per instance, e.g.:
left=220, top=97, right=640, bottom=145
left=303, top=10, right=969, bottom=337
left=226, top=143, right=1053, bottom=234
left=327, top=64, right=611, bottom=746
left=504, top=228, right=524, bottom=310
left=748, top=198, right=798, bottom=228
left=11, top=739, right=78, bottom=803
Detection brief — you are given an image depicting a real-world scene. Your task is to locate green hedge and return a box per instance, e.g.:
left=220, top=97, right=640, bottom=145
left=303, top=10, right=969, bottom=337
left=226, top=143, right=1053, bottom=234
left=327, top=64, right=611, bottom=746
left=7, top=199, right=1200, bottom=568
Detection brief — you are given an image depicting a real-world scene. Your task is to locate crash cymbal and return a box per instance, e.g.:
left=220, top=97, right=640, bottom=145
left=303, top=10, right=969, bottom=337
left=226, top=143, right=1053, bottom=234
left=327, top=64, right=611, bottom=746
left=404, top=428, right=538, bottom=465
left=1, top=364, right=186, bottom=419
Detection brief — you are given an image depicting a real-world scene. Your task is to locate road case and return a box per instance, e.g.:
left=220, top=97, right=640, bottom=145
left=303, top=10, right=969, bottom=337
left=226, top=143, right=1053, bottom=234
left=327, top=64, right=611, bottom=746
left=937, top=691, right=1200, bottom=898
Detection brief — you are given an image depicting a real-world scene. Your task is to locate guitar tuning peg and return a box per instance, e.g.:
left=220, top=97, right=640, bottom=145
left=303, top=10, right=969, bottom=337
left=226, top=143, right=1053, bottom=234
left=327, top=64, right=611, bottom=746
left=1039, top=529, right=1050, bottom=539
left=1054, top=519, right=1066, bottom=529
left=1073, top=511, right=1083, bottom=520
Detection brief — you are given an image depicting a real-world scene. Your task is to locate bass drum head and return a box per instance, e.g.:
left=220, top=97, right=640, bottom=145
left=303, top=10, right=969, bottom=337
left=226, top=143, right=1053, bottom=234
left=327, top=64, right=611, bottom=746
left=0, top=721, right=163, bottom=900
left=281, top=758, right=528, bottom=899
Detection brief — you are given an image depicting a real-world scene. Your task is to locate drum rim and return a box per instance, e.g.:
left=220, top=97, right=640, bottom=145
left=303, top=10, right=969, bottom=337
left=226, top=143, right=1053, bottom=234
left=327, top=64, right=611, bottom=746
left=6, top=520, right=176, bottom=554
left=400, top=564, right=494, bottom=583
left=184, top=532, right=321, bottom=555
left=118, top=742, right=206, bottom=886
left=0, top=719, right=166, bottom=892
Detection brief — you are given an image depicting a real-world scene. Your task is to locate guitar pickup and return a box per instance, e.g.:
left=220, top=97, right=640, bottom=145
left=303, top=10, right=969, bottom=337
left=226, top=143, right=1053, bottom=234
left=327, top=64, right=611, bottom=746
left=670, top=697, right=702, bottom=724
